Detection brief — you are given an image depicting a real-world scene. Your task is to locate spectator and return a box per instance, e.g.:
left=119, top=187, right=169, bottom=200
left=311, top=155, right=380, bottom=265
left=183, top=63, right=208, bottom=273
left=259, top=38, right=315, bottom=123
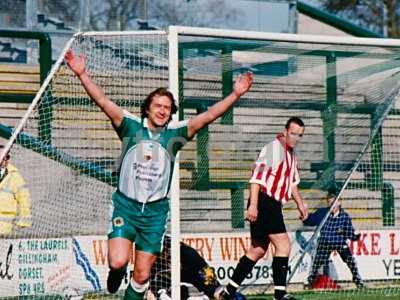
left=0, top=145, right=32, bottom=235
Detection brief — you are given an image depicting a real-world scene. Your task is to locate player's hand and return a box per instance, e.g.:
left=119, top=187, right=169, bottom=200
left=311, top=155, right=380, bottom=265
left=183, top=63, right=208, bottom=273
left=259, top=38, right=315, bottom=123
left=246, top=204, right=258, bottom=222
left=297, top=202, right=308, bottom=221
left=65, top=50, right=86, bottom=77
left=233, top=72, right=253, bottom=97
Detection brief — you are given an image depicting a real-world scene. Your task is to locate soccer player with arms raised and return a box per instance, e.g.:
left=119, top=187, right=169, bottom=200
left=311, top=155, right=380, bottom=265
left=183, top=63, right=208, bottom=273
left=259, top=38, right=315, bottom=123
left=65, top=50, right=252, bottom=300
left=220, top=117, right=308, bottom=300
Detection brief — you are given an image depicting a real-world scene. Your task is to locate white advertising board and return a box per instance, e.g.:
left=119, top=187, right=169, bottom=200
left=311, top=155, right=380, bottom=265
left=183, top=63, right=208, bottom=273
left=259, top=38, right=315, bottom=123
left=1, top=230, right=400, bottom=296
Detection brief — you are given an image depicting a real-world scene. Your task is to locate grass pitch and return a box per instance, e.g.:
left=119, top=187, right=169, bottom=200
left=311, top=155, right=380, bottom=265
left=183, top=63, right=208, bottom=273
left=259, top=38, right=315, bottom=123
left=246, top=288, right=400, bottom=300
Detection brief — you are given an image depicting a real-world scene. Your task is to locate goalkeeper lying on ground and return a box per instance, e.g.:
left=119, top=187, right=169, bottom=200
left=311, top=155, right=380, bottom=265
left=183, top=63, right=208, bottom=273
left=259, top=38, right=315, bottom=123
left=147, top=236, right=246, bottom=300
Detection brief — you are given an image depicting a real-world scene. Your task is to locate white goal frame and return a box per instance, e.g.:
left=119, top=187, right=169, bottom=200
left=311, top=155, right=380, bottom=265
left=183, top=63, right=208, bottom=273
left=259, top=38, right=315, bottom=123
left=4, top=25, right=400, bottom=298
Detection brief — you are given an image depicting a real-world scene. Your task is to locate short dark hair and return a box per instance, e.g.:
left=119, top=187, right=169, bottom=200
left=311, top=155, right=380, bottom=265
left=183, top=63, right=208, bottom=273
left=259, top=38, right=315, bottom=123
left=327, top=186, right=338, bottom=197
left=285, top=117, right=305, bottom=129
left=140, top=87, right=178, bottom=123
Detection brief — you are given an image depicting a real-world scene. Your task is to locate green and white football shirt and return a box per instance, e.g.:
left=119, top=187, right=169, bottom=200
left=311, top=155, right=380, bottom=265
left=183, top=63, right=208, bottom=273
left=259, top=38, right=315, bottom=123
left=114, top=110, right=190, bottom=204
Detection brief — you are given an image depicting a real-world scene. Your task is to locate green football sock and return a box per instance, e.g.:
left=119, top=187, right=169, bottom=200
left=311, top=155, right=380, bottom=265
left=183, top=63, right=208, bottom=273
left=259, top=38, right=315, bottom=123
left=123, top=283, right=145, bottom=300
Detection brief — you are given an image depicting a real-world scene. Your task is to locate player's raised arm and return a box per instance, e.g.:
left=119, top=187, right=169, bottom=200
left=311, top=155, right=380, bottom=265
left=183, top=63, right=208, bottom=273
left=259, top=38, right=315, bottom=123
left=65, top=50, right=124, bottom=127
left=187, top=72, right=253, bottom=138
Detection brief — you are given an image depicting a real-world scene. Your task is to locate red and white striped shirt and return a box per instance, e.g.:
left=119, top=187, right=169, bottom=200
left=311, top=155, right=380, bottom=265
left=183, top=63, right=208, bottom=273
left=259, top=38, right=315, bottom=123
left=249, top=135, right=300, bottom=204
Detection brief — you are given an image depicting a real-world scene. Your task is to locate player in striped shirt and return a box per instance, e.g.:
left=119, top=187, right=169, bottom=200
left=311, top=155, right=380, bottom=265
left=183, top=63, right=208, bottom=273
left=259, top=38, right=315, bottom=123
left=220, top=117, right=308, bottom=300
left=65, top=50, right=253, bottom=300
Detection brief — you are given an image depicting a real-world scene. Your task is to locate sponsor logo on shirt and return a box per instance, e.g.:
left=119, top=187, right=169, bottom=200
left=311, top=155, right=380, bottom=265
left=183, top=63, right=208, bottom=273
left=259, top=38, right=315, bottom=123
left=113, top=217, right=124, bottom=227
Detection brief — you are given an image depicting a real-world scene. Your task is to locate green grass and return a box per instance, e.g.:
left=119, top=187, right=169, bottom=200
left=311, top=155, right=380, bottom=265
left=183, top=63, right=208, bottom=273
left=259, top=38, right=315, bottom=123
left=7, top=288, right=397, bottom=300
left=246, top=289, right=400, bottom=300
left=81, top=289, right=400, bottom=300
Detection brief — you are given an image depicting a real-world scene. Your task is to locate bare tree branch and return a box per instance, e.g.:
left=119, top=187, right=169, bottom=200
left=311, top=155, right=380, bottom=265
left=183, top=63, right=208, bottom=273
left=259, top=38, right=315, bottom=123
left=317, top=0, right=400, bottom=37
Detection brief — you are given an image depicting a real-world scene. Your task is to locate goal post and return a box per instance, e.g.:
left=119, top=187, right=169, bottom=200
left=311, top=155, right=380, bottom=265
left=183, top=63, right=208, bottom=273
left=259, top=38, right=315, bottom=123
left=168, top=25, right=181, bottom=300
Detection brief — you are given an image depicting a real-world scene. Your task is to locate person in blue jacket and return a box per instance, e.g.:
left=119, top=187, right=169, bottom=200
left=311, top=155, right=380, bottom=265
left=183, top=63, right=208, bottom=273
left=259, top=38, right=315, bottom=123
left=303, top=188, right=364, bottom=289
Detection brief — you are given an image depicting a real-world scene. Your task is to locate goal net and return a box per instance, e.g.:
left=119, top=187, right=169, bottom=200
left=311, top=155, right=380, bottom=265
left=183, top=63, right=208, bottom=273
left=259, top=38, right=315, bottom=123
left=172, top=27, right=400, bottom=299
left=2, top=26, right=400, bottom=300
left=0, top=31, right=169, bottom=298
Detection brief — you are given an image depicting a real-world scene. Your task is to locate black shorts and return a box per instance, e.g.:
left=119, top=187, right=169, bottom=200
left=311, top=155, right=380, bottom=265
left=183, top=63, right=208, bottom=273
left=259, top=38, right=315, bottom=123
left=249, top=192, right=287, bottom=244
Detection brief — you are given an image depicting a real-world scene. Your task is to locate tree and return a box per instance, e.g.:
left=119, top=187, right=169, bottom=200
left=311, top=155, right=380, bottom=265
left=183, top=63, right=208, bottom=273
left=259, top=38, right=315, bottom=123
left=0, top=0, right=26, bottom=27
left=38, top=0, right=240, bottom=31
left=148, top=0, right=241, bottom=29
left=316, top=0, right=400, bottom=38
left=39, top=0, right=140, bottom=31
left=40, top=0, right=80, bottom=25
